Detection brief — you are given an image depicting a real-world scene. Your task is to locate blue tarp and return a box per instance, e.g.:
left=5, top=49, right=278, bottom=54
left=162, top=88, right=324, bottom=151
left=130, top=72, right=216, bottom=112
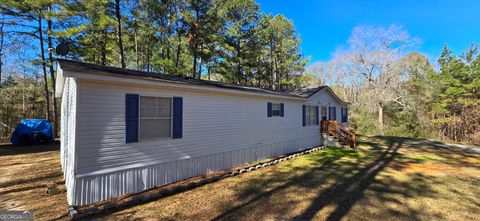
left=10, top=119, right=53, bottom=145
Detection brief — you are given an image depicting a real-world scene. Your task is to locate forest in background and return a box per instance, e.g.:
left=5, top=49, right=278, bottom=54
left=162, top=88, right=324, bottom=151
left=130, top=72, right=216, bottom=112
left=308, top=25, right=480, bottom=144
left=0, top=0, right=308, bottom=140
left=0, top=1, right=478, bottom=144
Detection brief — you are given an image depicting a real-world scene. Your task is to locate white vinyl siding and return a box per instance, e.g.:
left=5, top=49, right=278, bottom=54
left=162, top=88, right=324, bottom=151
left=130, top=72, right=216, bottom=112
left=59, top=78, right=77, bottom=204
left=308, top=89, right=348, bottom=125
left=64, top=77, right=346, bottom=205
left=74, top=80, right=322, bottom=175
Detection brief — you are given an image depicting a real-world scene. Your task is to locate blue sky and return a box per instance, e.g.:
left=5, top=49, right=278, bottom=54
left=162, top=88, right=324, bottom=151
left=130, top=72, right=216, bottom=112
left=257, top=0, right=480, bottom=64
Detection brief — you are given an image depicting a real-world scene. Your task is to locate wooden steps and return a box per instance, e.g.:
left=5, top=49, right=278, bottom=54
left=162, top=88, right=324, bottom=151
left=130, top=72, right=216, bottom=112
left=321, top=120, right=356, bottom=148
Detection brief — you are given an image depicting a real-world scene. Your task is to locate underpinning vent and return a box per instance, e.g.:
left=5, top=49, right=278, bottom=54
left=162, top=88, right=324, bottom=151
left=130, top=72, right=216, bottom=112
left=69, top=145, right=328, bottom=219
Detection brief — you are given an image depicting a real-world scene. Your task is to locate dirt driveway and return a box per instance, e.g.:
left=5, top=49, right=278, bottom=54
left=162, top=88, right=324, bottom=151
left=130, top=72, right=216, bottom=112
left=0, top=143, right=68, bottom=220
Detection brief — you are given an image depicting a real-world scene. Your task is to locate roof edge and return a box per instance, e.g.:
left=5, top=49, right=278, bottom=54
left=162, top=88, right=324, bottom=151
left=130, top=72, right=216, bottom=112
left=308, top=86, right=350, bottom=105
left=56, top=59, right=310, bottom=99
left=56, top=59, right=348, bottom=104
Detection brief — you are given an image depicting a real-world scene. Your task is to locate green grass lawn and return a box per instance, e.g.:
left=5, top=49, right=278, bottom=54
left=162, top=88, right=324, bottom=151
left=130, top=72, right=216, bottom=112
left=1, top=136, right=479, bottom=220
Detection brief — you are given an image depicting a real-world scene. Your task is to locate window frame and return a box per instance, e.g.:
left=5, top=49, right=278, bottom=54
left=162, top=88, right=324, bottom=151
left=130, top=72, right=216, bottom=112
left=329, top=106, right=337, bottom=121
left=304, top=105, right=318, bottom=127
left=271, top=103, right=282, bottom=117
left=341, top=107, right=348, bottom=123
left=138, top=96, right=173, bottom=141
left=321, top=106, right=327, bottom=121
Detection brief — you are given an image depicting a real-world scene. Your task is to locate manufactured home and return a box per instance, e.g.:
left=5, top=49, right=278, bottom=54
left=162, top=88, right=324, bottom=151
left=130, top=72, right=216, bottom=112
left=55, top=59, right=350, bottom=206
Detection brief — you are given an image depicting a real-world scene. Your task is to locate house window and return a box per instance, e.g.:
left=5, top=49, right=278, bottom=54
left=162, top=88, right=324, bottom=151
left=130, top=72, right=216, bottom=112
left=139, top=96, right=172, bottom=140
left=341, top=107, right=348, bottom=123
left=272, top=103, right=281, bottom=117
left=321, top=106, right=327, bottom=121
left=305, top=105, right=318, bottom=126
left=329, top=106, right=337, bottom=120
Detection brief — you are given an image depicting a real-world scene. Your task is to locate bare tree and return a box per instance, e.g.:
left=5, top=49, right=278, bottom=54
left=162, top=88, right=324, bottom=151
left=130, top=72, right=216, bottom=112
left=332, top=25, right=419, bottom=131
left=304, top=61, right=332, bottom=86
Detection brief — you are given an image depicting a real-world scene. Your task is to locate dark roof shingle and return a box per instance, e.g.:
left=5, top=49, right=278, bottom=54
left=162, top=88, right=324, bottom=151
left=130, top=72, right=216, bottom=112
left=57, top=59, right=325, bottom=98
left=281, top=87, right=327, bottom=97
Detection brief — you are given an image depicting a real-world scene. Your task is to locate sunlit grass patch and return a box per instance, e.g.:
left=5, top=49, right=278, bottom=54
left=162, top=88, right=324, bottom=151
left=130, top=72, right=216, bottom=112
left=398, top=153, right=451, bottom=163
left=278, top=147, right=366, bottom=171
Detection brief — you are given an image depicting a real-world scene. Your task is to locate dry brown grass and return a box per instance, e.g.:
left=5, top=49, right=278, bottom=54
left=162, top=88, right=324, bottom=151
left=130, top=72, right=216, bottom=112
left=93, top=136, right=480, bottom=221
left=0, top=143, right=69, bottom=220
left=1, top=136, right=479, bottom=220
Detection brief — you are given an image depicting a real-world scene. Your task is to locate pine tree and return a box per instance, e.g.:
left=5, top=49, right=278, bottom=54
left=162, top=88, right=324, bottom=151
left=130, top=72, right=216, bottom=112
left=257, top=14, right=307, bottom=89
left=216, top=0, right=259, bottom=84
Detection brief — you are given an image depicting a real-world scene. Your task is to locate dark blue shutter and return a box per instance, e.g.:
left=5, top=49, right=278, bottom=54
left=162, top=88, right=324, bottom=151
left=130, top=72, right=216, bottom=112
left=280, top=103, right=284, bottom=117
left=267, top=102, right=272, bottom=117
left=316, top=106, right=319, bottom=125
left=125, top=94, right=139, bottom=143
left=302, top=105, right=306, bottom=127
left=172, top=97, right=183, bottom=139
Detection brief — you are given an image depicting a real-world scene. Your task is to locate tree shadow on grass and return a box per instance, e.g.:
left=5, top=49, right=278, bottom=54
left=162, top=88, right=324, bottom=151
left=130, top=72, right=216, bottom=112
left=211, top=149, right=349, bottom=221
left=0, top=171, right=62, bottom=189
left=292, top=138, right=404, bottom=221
left=0, top=142, right=59, bottom=156
left=212, top=136, right=445, bottom=221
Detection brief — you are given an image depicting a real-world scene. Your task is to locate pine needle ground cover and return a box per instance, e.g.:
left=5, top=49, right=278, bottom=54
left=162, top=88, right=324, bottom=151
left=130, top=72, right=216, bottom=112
left=1, top=137, right=479, bottom=220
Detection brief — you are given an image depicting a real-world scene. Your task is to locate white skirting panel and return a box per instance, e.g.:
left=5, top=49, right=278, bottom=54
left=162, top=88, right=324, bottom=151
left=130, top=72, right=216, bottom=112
left=71, top=135, right=321, bottom=206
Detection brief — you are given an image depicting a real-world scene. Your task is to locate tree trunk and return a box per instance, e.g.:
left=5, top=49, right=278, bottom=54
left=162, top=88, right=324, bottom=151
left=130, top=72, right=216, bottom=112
left=141, top=44, right=145, bottom=70
left=134, top=29, right=139, bottom=69
left=174, top=4, right=182, bottom=76
left=198, top=44, right=202, bottom=79
left=175, top=42, right=181, bottom=75
left=47, top=6, right=58, bottom=138
left=38, top=15, right=51, bottom=122
left=101, top=28, right=107, bottom=65
left=115, top=0, right=125, bottom=68
left=146, top=43, right=150, bottom=71
left=198, top=59, right=202, bottom=79
left=236, top=47, right=242, bottom=84
left=270, top=41, right=274, bottom=89
left=274, top=57, right=279, bottom=90
left=378, top=102, right=384, bottom=132
left=207, top=62, right=211, bottom=80
left=192, top=42, right=198, bottom=78
left=285, top=70, right=290, bottom=89
left=22, top=70, right=26, bottom=118
left=0, top=15, right=4, bottom=84
left=32, top=75, right=38, bottom=118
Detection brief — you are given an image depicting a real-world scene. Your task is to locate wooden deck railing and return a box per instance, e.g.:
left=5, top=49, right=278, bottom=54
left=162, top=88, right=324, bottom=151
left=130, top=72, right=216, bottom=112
left=321, top=120, right=356, bottom=148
